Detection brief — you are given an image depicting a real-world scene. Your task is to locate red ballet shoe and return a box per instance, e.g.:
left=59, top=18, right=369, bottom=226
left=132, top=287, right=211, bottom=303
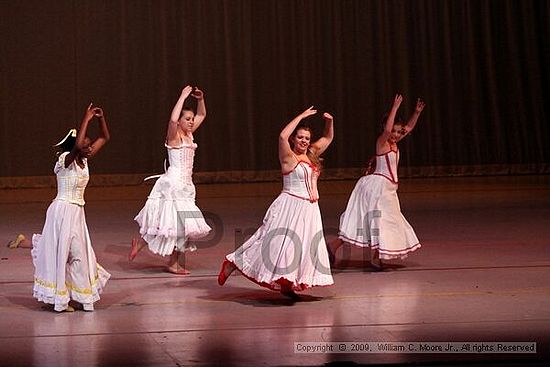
left=218, top=260, right=233, bottom=286
left=129, top=238, right=139, bottom=262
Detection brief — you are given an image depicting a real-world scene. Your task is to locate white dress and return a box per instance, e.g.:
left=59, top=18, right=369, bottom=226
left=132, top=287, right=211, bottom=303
left=32, top=152, right=110, bottom=312
left=226, top=160, right=334, bottom=291
left=134, top=133, right=211, bottom=256
left=338, top=149, right=421, bottom=260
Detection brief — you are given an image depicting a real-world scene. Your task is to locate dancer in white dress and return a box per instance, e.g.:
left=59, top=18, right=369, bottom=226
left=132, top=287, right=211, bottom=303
left=32, top=103, right=111, bottom=312
left=130, top=85, right=211, bottom=274
left=218, top=106, right=334, bottom=299
left=329, top=94, right=426, bottom=269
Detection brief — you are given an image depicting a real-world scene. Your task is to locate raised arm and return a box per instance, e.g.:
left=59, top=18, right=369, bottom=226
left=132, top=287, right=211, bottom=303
left=167, top=85, right=193, bottom=143
left=278, top=106, right=317, bottom=167
left=64, top=103, right=96, bottom=167
left=87, top=106, right=110, bottom=158
left=310, top=112, right=334, bottom=155
left=190, top=87, right=206, bottom=132
left=376, top=94, right=403, bottom=149
left=399, top=98, right=426, bottom=139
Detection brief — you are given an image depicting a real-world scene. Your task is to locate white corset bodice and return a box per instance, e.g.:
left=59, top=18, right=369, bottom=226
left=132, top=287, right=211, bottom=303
left=373, top=149, right=399, bottom=184
left=165, top=141, right=196, bottom=185
left=282, top=161, right=320, bottom=202
left=53, top=152, right=89, bottom=206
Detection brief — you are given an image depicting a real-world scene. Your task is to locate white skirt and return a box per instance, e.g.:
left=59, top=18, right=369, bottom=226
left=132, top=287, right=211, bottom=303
left=32, top=200, right=110, bottom=311
left=134, top=175, right=211, bottom=256
left=226, top=192, right=334, bottom=291
left=338, top=175, right=421, bottom=260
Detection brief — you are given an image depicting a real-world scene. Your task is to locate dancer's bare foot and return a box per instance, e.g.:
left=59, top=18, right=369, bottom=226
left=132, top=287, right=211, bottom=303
left=166, top=266, right=191, bottom=275
left=166, top=251, right=191, bottom=275
left=218, top=260, right=236, bottom=286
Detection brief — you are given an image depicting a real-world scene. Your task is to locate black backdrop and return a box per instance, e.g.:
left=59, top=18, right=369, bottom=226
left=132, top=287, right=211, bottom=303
left=1, top=0, right=549, bottom=183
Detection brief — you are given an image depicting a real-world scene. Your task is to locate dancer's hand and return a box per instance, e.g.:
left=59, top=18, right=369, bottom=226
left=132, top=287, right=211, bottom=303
left=323, top=112, right=333, bottom=122
left=299, top=106, right=317, bottom=119
left=415, top=98, right=426, bottom=113
left=93, top=107, right=104, bottom=119
left=392, top=94, right=403, bottom=110
left=84, top=102, right=96, bottom=121
left=180, top=85, right=193, bottom=100
left=191, top=88, right=204, bottom=100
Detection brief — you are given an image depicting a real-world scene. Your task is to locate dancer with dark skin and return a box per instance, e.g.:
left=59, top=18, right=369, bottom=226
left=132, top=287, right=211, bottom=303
left=31, top=103, right=111, bottom=312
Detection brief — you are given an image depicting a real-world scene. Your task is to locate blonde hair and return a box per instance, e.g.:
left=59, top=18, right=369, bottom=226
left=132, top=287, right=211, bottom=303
left=307, top=148, right=323, bottom=172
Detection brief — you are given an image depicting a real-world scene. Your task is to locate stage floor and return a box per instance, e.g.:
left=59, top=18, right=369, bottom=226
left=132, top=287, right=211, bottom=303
left=1, top=175, right=549, bottom=366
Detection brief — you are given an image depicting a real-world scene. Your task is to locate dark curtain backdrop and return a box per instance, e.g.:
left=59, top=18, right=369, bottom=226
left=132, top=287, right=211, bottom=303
left=1, top=0, right=549, bottom=183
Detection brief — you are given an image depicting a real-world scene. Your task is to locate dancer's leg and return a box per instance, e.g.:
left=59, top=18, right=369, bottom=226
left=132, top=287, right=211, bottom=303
left=371, top=249, right=384, bottom=270
left=166, top=251, right=190, bottom=275
left=7, top=234, right=32, bottom=248
left=327, top=238, right=344, bottom=266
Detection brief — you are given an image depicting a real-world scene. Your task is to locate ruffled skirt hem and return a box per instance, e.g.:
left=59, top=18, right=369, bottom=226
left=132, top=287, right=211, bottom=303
left=33, top=264, right=111, bottom=311
left=225, top=193, right=334, bottom=291
left=135, top=196, right=211, bottom=256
